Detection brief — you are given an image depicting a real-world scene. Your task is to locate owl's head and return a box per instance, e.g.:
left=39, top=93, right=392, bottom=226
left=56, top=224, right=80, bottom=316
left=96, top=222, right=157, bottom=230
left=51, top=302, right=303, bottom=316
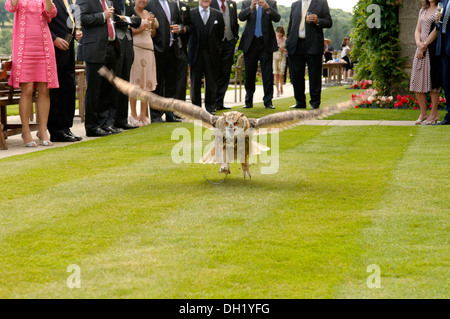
left=216, top=111, right=250, bottom=139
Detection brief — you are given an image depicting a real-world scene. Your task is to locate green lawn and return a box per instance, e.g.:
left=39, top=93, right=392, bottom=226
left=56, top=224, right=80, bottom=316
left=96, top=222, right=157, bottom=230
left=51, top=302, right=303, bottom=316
left=0, top=87, right=448, bottom=298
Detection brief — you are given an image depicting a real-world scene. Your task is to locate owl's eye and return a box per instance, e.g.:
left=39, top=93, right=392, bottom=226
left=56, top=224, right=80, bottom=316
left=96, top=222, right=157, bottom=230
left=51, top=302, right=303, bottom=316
left=224, top=122, right=229, bottom=126
left=234, top=122, right=240, bottom=126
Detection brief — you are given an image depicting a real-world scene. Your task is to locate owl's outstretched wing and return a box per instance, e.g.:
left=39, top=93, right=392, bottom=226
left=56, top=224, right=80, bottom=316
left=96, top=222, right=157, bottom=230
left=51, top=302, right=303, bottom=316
left=248, top=91, right=373, bottom=134
left=98, top=67, right=218, bottom=129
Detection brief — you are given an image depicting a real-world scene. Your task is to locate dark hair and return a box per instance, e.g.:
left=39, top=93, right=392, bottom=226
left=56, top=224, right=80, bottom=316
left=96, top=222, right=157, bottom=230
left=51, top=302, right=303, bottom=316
left=341, top=37, right=350, bottom=47
left=423, top=0, right=441, bottom=8
left=276, top=26, right=285, bottom=37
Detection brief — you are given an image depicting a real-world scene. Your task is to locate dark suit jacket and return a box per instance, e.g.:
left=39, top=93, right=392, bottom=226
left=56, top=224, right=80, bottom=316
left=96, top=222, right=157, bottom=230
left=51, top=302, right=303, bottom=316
left=49, top=0, right=75, bottom=65
left=76, top=0, right=111, bottom=63
left=210, top=0, right=239, bottom=41
left=437, top=0, right=450, bottom=56
left=188, top=6, right=224, bottom=67
left=176, top=0, right=192, bottom=51
left=112, top=0, right=141, bottom=40
left=238, top=0, right=280, bottom=53
left=145, top=0, right=188, bottom=55
left=286, top=0, right=332, bottom=56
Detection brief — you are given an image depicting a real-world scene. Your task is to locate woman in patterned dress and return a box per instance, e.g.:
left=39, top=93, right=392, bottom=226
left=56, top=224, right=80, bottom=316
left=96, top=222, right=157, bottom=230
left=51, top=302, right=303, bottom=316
left=127, top=0, right=158, bottom=126
left=410, top=0, right=442, bottom=125
left=273, top=26, right=287, bottom=97
left=6, top=0, right=58, bottom=147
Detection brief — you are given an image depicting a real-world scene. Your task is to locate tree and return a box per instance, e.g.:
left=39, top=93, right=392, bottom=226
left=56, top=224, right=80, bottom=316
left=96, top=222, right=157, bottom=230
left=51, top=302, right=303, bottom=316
left=350, top=0, right=408, bottom=96
left=0, top=0, right=13, bottom=28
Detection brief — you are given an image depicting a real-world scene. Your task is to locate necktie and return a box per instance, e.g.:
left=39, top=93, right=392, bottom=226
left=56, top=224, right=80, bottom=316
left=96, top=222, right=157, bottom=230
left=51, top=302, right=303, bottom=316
left=101, top=0, right=115, bottom=40
left=63, top=0, right=75, bottom=34
left=202, top=8, right=209, bottom=25
left=255, top=5, right=262, bottom=37
left=299, top=0, right=309, bottom=33
left=443, top=2, right=450, bottom=34
left=119, top=0, right=125, bottom=13
left=221, top=0, right=226, bottom=13
left=161, top=0, right=173, bottom=46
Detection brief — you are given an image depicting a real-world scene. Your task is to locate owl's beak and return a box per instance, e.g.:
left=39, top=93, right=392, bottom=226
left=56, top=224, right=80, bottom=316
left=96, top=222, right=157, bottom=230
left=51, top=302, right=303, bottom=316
left=225, top=127, right=235, bottom=140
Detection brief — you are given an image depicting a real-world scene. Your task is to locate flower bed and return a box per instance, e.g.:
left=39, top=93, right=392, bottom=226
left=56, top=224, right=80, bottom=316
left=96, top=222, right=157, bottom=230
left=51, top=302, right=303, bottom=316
left=351, top=91, right=447, bottom=110
left=350, top=80, right=373, bottom=90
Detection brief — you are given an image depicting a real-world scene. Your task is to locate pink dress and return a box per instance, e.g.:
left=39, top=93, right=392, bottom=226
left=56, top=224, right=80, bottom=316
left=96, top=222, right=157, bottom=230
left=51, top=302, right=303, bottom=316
left=5, top=0, right=59, bottom=88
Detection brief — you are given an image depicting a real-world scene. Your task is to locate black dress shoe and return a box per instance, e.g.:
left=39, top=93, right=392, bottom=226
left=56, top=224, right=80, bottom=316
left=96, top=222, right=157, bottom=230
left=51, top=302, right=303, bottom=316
left=290, top=105, right=306, bottom=109
left=103, top=126, right=123, bottom=134
left=86, top=128, right=112, bottom=137
left=51, top=133, right=77, bottom=143
left=311, top=106, right=319, bottom=110
left=166, top=116, right=181, bottom=122
left=66, top=130, right=83, bottom=141
left=152, top=118, right=166, bottom=123
left=216, top=105, right=231, bottom=110
left=243, top=105, right=253, bottom=109
left=265, top=104, right=275, bottom=109
left=115, top=123, right=138, bottom=130
left=433, top=119, right=450, bottom=125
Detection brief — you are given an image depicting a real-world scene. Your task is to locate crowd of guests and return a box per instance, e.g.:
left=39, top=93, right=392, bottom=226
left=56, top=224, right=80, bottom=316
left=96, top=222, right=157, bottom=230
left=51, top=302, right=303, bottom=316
left=5, top=0, right=450, bottom=148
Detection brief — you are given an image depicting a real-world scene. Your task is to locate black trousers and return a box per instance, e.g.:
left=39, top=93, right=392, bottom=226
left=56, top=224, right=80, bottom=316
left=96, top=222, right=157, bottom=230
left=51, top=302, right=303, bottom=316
left=48, top=47, right=76, bottom=136
left=114, top=35, right=134, bottom=127
left=215, top=38, right=237, bottom=108
left=289, top=38, right=323, bottom=109
left=442, top=50, right=450, bottom=121
left=84, top=42, right=118, bottom=132
left=190, top=50, right=218, bottom=113
left=176, top=47, right=188, bottom=101
left=243, top=37, right=274, bottom=107
left=152, top=46, right=178, bottom=121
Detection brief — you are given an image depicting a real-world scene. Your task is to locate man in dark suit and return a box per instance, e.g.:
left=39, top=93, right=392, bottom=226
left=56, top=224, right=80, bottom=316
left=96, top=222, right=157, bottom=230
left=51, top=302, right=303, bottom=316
left=77, top=0, right=117, bottom=136
left=238, top=0, right=280, bottom=110
left=286, top=0, right=332, bottom=110
left=48, top=0, right=83, bottom=142
left=435, top=0, right=450, bottom=125
left=112, top=0, right=144, bottom=130
left=77, top=0, right=142, bottom=136
left=210, top=0, right=239, bottom=111
left=188, top=0, right=224, bottom=114
left=146, top=0, right=189, bottom=122
left=175, top=0, right=191, bottom=102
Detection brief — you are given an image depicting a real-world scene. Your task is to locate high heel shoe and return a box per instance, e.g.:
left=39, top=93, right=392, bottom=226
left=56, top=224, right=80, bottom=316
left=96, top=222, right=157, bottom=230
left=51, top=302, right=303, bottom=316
left=128, top=115, right=142, bottom=127
left=39, top=139, right=53, bottom=146
left=415, top=116, right=427, bottom=125
left=422, top=117, right=439, bottom=125
left=36, top=132, right=53, bottom=146
left=21, top=134, right=37, bottom=148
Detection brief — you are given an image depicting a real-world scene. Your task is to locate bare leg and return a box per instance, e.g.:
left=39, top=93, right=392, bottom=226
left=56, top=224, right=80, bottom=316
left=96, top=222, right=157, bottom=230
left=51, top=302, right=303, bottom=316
left=129, top=97, right=141, bottom=126
left=36, top=82, right=52, bottom=144
left=279, top=74, right=284, bottom=95
left=139, top=101, right=149, bottom=125
left=19, top=83, right=36, bottom=145
left=425, top=91, right=441, bottom=124
left=274, top=75, right=279, bottom=97
left=414, top=92, right=428, bottom=124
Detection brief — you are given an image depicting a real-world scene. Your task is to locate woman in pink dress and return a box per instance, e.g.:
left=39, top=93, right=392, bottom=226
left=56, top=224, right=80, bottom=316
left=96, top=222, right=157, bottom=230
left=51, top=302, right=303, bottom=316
left=6, top=0, right=58, bottom=147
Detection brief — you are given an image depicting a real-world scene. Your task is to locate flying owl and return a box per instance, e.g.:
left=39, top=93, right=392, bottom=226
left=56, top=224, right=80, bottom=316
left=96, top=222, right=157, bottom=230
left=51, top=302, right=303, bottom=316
left=98, top=67, right=368, bottom=182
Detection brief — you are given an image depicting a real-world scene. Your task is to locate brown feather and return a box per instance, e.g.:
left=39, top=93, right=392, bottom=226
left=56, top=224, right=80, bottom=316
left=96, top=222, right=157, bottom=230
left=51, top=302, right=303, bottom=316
left=250, top=91, right=375, bottom=134
left=98, top=67, right=218, bottom=129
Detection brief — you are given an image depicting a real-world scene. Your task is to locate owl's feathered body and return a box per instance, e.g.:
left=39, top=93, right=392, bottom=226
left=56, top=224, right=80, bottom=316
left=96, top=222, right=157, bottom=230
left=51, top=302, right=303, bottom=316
left=98, top=67, right=369, bottom=180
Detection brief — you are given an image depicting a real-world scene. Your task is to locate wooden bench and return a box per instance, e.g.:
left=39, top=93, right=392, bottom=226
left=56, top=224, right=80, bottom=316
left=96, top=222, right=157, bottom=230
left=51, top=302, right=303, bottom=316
left=233, top=53, right=244, bottom=103
left=75, top=63, right=86, bottom=122
left=0, top=61, right=38, bottom=150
